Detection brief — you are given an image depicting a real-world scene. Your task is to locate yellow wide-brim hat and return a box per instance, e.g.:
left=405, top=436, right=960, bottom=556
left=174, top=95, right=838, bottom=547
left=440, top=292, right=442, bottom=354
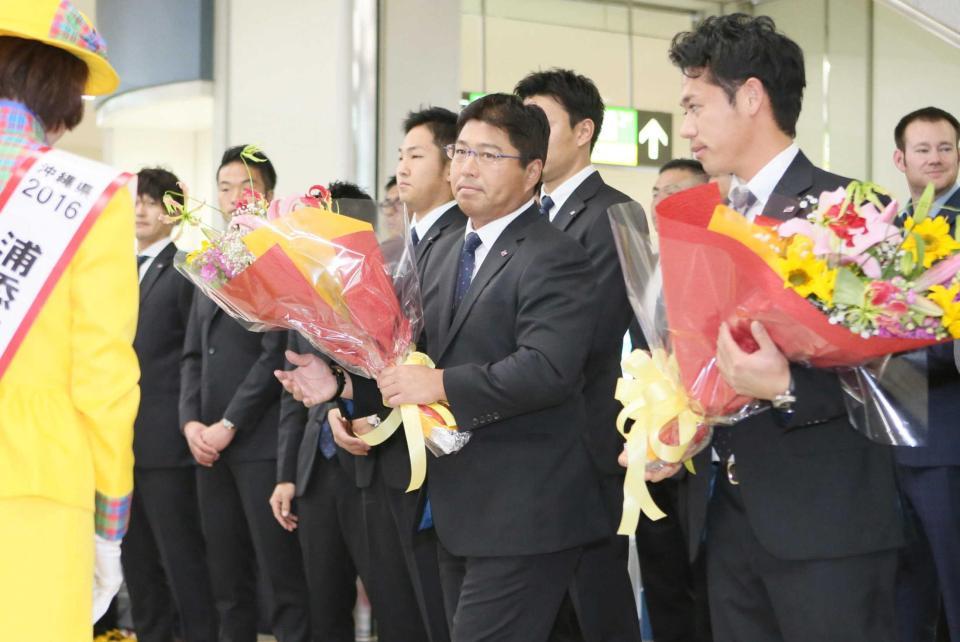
left=0, top=0, right=119, bottom=96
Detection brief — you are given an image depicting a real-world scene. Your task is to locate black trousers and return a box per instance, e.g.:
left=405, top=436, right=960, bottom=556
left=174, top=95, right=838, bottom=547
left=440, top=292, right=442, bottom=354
left=636, top=476, right=712, bottom=642
left=197, top=459, right=310, bottom=642
left=121, top=466, right=218, bottom=642
left=895, top=465, right=960, bottom=642
left=361, top=470, right=449, bottom=642
left=548, top=474, right=641, bottom=642
left=439, top=541, right=582, bottom=642
left=706, top=468, right=898, bottom=642
left=296, top=456, right=364, bottom=642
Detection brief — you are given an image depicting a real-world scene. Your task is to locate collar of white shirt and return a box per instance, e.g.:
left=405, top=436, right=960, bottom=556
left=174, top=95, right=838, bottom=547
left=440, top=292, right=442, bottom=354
left=411, top=200, right=457, bottom=242
left=729, top=143, right=800, bottom=220
left=540, top=165, right=597, bottom=221
left=464, top=198, right=534, bottom=277
left=139, top=236, right=172, bottom=260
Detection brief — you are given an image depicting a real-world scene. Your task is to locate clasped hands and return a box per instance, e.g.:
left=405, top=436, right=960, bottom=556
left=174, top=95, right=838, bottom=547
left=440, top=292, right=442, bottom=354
left=617, top=320, right=791, bottom=479
left=183, top=419, right=235, bottom=466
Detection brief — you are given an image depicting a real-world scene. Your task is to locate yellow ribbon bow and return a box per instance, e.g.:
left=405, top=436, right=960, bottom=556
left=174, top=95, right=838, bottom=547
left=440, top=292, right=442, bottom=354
left=357, top=351, right=457, bottom=492
left=616, top=348, right=704, bottom=534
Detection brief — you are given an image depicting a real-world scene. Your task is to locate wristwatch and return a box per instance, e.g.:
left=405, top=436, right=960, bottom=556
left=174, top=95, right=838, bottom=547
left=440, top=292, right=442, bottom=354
left=770, top=376, right=796, bottom=426
left=331, top=364, right=352, bottom=420
left=222, top=418, right=236, bottom=431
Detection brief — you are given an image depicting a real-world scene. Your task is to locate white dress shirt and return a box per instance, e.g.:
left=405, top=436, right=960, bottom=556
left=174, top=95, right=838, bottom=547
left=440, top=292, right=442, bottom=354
left=463, top=198, right=534, bottom=278
left=728, top=143, right=800, bottom=221
left=411, top=200, right=457, bottom=243
left=540, top=165, right=597, bottom=222
left=137, top=236, right=172, bottom=283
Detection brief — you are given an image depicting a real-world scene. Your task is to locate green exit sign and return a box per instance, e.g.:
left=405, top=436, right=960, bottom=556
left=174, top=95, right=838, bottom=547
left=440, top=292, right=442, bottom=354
left=592, top=107, right=639, bottom=167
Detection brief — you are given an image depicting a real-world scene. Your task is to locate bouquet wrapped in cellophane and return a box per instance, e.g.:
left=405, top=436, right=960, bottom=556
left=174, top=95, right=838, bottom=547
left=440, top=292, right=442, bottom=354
left=609, top=180, right=960, bottom=529
left=166, top=149, right=465, bottom=491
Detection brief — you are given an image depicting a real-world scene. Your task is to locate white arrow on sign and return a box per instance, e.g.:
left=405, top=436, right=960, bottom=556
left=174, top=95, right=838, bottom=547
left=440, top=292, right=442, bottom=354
left=638, top=118, right=669, bottom=161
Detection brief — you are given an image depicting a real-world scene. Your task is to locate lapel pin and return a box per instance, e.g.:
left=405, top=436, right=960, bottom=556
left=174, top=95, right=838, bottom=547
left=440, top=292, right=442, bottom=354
left=784, top=206, right=796, bottom=213
left=500, top=250, right=509, bottom=257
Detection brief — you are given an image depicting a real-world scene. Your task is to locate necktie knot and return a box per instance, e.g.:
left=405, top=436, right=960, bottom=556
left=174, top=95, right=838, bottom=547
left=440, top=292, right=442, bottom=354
left=137, top=255, right=148, bottom=268
left=539, top=195, right=555, bottom=218
left=453, top=233, right=483, bottom=310
left=463, top=232, right=482, bottom=254
left=411, top=227, right=421, bottom=247
left=728, top=186, right=757, bottom=213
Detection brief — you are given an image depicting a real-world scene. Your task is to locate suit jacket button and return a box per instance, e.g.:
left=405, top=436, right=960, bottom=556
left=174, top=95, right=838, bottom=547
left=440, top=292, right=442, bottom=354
left=493, top=412, right=500, bottom=420
left=208, top=347, right=216, bottom=355
left=472, top=418, right=479, bottom=426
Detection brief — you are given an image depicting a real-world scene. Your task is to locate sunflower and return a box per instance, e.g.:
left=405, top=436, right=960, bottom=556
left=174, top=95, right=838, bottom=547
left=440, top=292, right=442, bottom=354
left=775, top=236, right=838, bottom=304
left=903, top=216, right=960, bottom=268
left=927, top=283, right=960, bottom=338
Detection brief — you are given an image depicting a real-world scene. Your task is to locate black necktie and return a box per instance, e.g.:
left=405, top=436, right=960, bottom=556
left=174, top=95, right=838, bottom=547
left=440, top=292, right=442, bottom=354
left=411, top=227, right=420, bottom=248
left=137, top=255, right=148, bottom=268
left=539, top=194, right=555, bottom=218
left=453, top=233, right=482, bottom=310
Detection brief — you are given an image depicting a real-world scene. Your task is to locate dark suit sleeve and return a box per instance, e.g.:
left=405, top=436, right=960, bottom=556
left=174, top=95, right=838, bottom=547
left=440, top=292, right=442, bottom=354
left=782, top=364, right=847, bottom=429
left=176, top=272, right=194, bottom=328
left=179, top=295, right=203, bottom=429
left=443, top=241, right=599, bottom=429
left=278, top=332, right=309, bottom=483
left=348, top=374, right=390, bottom=419
left=222, top=329, right=285, bottom=430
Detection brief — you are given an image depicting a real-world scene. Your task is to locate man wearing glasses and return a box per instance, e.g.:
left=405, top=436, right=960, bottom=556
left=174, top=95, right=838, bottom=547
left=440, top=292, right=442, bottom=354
left=351, top=93, right=609, bottom=641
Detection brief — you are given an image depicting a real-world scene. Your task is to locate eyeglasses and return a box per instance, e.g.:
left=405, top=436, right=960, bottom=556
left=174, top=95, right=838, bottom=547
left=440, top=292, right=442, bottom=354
left=444, top=144, right=523, bottom=165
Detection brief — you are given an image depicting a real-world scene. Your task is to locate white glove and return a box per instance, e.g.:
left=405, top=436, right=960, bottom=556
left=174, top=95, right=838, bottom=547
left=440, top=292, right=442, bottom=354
left=92, top=534, right=124, bottom=622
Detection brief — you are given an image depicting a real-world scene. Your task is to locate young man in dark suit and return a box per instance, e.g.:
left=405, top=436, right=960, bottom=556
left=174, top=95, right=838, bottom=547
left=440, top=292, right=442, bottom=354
left=662, top=14, right=903, bottom=642
left=354, top=93, right=609, bottom=642
left=270, top=181, right=435, bottom=642
left=123, top=167, right=217, bottom=642
left=180, top=146, right=310, bottom=642
left=892, top=106, right=960, bottom=642
left=515, top=69, right=641, bottom=642
left=278, top=109, right=465, bottom=642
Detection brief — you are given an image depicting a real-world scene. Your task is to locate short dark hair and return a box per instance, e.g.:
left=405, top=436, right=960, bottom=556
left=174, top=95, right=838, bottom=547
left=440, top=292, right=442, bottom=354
left=894, top=106, right=960, bottom=151
left=328, top=180, right=372, bottom=201
left=514, top=68, right=605, bottom=150
left=456, top=93, right=549, bottom=167
left=137, top=167, right=183, bottom=206
left=329, top=180, right=376, bottom=226
left=385, top=175, right=397, bottom=190
left=218, top=145, right=278, bottom=193
left=669, top=14, right=805, bottom=138
left=0, top=36, right=88, bottom=132
left=659, top=158, right=707, bottom=176
left=403, top=106, right=458, bottom=159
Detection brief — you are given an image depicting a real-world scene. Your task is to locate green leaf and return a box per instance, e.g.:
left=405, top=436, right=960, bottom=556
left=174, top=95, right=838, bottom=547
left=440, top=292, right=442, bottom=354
left=909, top=230, right=926, bottom=277
left=912, top=182, right=936, bottom=224
left=833, top=267, right=867, bottom=306
left=900, top=248, right=916, bottom=276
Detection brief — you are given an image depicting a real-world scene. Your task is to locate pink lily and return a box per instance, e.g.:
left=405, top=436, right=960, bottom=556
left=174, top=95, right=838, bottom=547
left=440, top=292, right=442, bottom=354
left=913, top=252, right=960, bottom=290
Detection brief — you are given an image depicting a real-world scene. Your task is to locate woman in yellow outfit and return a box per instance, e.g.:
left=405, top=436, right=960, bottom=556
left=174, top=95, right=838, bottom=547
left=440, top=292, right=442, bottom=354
left=0, top=2, right=139, bottom=640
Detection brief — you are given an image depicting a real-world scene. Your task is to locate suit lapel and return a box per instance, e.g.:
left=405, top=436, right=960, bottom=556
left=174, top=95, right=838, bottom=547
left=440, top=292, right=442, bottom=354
left=415, top=206, right=463, bottom=270
left=436, top=208, right=536, bottom=361
left=763, top=151, right=814, bottom=221
left=139, top=242, right=177, bottom=304
left=551, top=171, right=602, bottom=232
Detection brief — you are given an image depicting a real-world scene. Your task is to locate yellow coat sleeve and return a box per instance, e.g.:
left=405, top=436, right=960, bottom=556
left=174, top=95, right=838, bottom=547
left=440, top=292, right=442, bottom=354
left=69, top=184, right=140, bottom=539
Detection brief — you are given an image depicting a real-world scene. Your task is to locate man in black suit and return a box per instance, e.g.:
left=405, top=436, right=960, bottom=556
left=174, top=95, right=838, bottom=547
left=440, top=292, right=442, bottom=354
left=122, top=167, right=217, bottom=642
left=349, top=93, right=608, bottom=642
left=181, top=146, right=310, bottom=642
left=279, top=110, right=465, bottom=642
left=514, top=69, right=641, bottom=642
left=892, top=106, right=960, bottom=642
left=663, top=14, right=903, bottom=641
left=269, top=181, right=436, bottom=642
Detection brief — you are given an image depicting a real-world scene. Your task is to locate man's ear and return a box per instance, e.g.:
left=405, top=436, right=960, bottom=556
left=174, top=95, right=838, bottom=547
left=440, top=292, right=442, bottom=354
left=524, top=159, right=544, bottom=192
left=893, top=149, right=907, bottom=173
left=576, top=119, right=596, bottom=149
left=739, top=77, right=765, bottom=117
